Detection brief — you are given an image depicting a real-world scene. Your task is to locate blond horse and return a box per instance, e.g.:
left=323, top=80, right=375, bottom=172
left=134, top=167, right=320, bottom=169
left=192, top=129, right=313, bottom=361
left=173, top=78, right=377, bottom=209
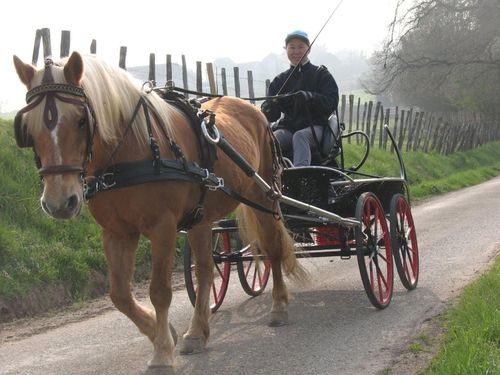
left=13, top=52, right=305, bottom=368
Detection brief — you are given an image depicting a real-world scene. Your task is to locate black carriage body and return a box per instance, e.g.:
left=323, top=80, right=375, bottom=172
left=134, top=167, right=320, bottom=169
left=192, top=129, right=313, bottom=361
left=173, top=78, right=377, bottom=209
left=281, top=166, right=408, bottom=225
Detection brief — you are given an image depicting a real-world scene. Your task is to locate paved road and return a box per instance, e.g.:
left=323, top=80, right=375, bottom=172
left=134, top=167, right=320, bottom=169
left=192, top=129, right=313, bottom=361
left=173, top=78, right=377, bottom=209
left=1, top=177, right=499, bottom=375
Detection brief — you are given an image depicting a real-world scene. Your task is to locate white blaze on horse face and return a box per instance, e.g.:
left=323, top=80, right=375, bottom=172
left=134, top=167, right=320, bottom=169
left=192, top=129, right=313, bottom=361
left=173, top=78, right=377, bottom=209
left=46, top=119, right=64, bottom=187
left=51, top=122, right=62, bottom=165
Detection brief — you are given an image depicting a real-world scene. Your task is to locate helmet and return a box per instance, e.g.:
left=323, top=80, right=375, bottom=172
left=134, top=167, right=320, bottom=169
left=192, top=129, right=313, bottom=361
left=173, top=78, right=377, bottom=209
left=285, top=30, right=310, bottom=46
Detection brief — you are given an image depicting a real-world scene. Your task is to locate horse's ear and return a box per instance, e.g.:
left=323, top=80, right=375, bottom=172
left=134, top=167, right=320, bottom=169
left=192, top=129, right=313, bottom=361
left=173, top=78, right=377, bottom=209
left=64, top=51, right=84, bottom=85
left=13, top=55, right=36, bottom=89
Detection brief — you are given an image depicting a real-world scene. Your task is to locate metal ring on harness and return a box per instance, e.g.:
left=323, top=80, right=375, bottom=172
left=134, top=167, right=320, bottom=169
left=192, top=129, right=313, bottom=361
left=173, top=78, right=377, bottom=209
left=142, top=81, right=154, bottom=94
left=201, top=118, right=220, bottom=145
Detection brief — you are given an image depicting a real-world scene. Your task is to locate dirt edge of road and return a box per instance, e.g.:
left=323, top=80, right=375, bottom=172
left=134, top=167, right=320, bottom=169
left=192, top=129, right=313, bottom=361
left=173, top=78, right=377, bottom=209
left=0, top=272, right=186, bottom=344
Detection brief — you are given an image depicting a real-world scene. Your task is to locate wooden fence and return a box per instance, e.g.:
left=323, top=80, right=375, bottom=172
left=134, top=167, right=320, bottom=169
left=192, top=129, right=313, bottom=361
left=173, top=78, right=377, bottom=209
left=30, top=28, right=500, bottom=155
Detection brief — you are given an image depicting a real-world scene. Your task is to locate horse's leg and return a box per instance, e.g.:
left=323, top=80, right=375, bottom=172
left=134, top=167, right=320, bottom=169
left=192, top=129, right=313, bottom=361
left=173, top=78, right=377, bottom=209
left=103, top=230, right=156, bottom=341
left=238, top=206, right=304, bottom=327
left=258, top=213, right=291, bottom=326
left=147, top=224, right=178, bottom=367
left=180, top=224, right=213, bottom=354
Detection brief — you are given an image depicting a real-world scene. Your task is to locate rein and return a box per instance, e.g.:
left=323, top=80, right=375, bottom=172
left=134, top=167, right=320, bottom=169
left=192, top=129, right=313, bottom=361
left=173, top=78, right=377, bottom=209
left=155, top=84, right=298, bottom=102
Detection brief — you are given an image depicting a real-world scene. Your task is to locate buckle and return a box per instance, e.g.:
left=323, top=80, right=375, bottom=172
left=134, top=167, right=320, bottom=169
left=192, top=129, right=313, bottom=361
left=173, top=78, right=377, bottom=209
left=202, top=170, right=224, bottom=191
left=208, top=177, right=224, bottom=191
left=98, top=172, right=117, bottom=190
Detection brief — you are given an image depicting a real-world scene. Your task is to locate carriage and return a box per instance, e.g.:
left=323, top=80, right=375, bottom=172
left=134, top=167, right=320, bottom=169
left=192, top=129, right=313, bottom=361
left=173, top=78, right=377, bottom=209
left=182, top=111, right=419, bottom=312
left=12, top=52, right=419, bottom=367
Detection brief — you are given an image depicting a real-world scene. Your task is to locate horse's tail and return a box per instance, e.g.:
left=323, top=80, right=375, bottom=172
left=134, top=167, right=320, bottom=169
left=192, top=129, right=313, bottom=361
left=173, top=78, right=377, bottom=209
left=235, top=205, right=309, bottom=284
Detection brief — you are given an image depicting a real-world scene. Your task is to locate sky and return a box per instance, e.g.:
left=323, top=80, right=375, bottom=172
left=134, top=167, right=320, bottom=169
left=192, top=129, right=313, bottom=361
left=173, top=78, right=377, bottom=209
left=0, top=0, right=399, bottom=112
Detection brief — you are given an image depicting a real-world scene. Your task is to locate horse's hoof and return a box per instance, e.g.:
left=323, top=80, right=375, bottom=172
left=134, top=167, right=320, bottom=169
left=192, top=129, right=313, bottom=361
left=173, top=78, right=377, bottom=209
left=180, top=335, right=206, bottom=355
left=169, top=323, right=178, bottom=346
left=147, top=357, right=174, bottom=369
left=269, top=311, right=289, bottom=327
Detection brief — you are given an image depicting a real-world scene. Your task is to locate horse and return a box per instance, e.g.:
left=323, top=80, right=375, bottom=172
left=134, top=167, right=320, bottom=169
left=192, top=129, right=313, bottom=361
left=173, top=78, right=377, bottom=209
left=12, top=51, right=306, bottom=368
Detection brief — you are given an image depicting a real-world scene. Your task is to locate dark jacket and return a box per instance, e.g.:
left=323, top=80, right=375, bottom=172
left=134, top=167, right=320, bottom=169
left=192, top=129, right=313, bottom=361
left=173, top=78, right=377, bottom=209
left=263, top=61, right=339, bottom=132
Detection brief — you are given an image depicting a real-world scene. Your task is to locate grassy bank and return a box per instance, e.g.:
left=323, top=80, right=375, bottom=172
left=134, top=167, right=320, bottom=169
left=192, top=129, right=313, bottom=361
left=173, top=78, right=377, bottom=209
left=425, top=257, right=499, bottom=374
left=0, top=119, right=153, bottom=320
left=1, top=116, right=500, bottom=321
left=342, top=139, right=500, bottom=199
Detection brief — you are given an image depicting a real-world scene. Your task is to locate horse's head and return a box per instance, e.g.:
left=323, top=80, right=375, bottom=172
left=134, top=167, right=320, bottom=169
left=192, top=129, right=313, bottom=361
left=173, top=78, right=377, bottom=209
left=13, top=52, right=95, bottom=219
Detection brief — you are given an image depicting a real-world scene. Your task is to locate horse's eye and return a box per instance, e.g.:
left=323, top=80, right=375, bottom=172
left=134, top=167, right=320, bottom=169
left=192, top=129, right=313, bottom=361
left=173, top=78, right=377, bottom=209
left=78, top=117, right=86, bottom=128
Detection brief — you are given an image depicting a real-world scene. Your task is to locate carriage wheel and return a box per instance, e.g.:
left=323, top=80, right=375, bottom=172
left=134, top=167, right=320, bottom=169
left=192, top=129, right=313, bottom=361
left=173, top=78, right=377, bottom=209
left=237, top=245, right=271, bottom=296
left=183, top=229, right=232, bottom=313
left=355, top=192, right=394, bottom=309
left=390, top=194, right=419, bottom=290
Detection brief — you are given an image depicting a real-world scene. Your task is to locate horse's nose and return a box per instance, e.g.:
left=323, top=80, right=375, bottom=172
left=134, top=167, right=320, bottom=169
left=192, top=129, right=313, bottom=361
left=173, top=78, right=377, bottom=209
left=41, top=194, right=81, bottom=219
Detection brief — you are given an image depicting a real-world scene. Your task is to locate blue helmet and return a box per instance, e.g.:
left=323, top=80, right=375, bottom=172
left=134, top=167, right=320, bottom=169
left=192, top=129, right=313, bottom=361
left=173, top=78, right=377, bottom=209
left=285, top=30, right=310, bottom=46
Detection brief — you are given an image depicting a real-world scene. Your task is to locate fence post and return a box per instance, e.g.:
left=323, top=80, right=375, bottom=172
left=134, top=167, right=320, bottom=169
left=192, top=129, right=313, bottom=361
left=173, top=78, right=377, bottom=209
left=423, top=114, right=434, bottom=152
left=32, top=29, right=42, bottom=65
left=340, top=94, right=346, bottom=125
left=398, top=109, right=405, bottom=151
left=166, top=54, right=172, bottom=83
left=181, top=55, right=189, bottom=98
left=233, top=67, right=241, bottom=97
left=41, top=28, right=52, bottom=59
left=391, top=106, right=399, bottom=153
left=90, top=39, right=97, bottom=54
left=119, top=46, right=127, bottom=69
left=430, top=116, right=442, bottom=152
left=370, top=101, right=380, bottom=146
left=378, top=104, right=384, bottom=149
left=413, top=111, right=425, bottom=151
left=347, top=94, right=354, bottom=143
left=206, top=63, right=217, bottom=94
left=149, top=53, right=156, bottom=86
left=196, top=61, right=202, bottom=96
left=247, top=70, right=255, bottom=104
left=356, top=97, right=361, bottom=131
left=382, top=107, right=390, bottom=150
left=404, top=109, right=414, bottom=152
left=221, top=68, right=228, bottom=95
left=60, top=30, right=70, bottom=58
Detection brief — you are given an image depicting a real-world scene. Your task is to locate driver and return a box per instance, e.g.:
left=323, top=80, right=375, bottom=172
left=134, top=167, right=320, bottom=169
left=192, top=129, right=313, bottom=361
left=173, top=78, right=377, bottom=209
left=261, top=30, right=339, bottom=166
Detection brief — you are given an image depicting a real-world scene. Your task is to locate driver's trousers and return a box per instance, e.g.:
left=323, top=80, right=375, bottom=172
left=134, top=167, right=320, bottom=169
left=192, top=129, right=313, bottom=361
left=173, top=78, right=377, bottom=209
left=274, top=126, right=324, bottom=167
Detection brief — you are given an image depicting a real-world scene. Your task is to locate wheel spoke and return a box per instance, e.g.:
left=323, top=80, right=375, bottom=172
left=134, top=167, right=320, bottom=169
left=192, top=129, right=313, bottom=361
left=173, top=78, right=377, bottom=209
left=374, top=260, right=388, bottom=289
left=377, top=251, right=388, bottom=264
left=215, top=262, right=223, bottom=278
left=244, top=259, right=253, bottom=278
left=256, top=262, right=263, bottom=286
left=377, top=267, right=384, bottom=301
left=211, top=281, right=217, bottom=301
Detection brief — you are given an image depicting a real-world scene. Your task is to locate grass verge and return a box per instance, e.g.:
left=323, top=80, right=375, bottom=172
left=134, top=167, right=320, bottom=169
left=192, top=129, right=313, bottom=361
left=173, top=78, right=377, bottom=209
left=424, top=256, right=499, bottom=374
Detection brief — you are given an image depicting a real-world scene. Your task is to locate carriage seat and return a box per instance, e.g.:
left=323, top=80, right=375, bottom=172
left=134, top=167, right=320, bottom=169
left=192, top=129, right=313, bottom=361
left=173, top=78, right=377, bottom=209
left=311, top=113, right=342, bottom=167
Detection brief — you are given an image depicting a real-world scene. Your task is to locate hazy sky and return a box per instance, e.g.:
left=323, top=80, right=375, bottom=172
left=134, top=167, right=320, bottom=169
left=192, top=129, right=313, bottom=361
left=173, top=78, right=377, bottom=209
left=1, top=0, right=398, bottom=111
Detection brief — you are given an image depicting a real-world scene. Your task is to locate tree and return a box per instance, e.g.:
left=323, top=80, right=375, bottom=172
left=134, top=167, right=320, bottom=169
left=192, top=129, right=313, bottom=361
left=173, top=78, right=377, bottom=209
left=363, top=0, right=500, bottom=114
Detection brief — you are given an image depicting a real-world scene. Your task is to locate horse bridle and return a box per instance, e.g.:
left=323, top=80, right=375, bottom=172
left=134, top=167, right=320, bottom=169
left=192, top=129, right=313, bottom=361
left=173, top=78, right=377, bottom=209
left=14, top=59, right=96, bottom=178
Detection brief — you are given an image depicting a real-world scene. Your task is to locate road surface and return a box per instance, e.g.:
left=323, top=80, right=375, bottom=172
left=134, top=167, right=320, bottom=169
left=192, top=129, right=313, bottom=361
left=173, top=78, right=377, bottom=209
left=1, top=177, right=499, bottom=375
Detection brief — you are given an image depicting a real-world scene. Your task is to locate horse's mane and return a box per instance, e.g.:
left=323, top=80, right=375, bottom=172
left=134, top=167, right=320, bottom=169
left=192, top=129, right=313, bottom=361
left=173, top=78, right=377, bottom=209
left=77, top=55, right=176, bottom=146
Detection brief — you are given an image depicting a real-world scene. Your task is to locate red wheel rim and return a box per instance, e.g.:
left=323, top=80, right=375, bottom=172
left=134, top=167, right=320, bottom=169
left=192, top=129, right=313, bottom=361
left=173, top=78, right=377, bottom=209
left=238, top=246, right=271, bottom=295
left=189, top=231, right=231, bottom=312
left=394, top=195, right=419, bottom=288
left=356, top=194, right=394, bottom=308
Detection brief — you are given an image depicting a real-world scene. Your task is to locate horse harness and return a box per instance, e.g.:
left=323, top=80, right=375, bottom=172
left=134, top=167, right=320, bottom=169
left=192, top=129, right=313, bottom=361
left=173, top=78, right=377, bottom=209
left=14, top=59, right=96, bottom=177
left=15, top=59, right=279, bottom=230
